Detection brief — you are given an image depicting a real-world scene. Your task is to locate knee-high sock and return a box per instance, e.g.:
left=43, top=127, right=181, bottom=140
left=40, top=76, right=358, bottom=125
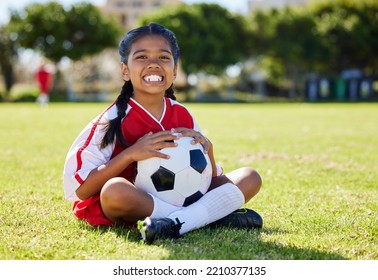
left=167, top=183, right=245, bottom=235
left=149, top=194, right=183, bottom=219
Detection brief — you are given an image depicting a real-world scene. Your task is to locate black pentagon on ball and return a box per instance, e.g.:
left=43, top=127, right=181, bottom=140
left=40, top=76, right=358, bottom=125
left=183, top=191, right=203, bottom=206
left=151, top=166, right=175, bottom=192
left=189, top=149, right=207, bottom=173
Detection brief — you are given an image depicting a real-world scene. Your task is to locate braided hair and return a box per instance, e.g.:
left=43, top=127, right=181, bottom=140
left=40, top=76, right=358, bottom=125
left=100, top=23, right=180, bottom=149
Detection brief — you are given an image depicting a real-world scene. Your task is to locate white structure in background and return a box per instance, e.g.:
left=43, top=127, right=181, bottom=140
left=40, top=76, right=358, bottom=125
left=247, top=0, right=312, bottom=11
left=102, top=0, right=180, bottom=30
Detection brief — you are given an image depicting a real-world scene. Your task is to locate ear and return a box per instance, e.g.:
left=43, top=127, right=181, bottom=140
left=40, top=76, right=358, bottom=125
left=173, top=64, right=178, bottom=80
left=121, top=63, right=129, bottom=81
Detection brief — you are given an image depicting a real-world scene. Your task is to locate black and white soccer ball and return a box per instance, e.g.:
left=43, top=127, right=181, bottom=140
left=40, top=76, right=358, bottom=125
left=134, top=136, right=212, bottom=207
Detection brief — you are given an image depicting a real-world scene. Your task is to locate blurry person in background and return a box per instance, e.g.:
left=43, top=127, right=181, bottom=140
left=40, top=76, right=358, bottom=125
left=35, top=63, right=53, bottom=106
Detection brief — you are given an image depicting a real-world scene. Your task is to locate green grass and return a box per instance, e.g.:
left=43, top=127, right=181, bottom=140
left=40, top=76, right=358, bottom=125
left=0, top=102, right=377, bottom=260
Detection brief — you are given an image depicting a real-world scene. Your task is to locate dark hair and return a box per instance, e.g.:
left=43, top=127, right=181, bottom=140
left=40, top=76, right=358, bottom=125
left=101, top=23, right=180, bottom=149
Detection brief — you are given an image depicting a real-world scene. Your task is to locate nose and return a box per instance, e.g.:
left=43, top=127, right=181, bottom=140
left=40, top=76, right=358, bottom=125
left=147, top=57, right=160, bottom=69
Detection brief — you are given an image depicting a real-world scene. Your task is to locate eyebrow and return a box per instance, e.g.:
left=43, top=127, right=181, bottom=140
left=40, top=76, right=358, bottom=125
left=132, top=49, right=173, bottom=56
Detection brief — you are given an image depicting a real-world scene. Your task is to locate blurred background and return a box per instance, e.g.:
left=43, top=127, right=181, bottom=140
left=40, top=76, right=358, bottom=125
left=0, top=0, right=377, bottom=102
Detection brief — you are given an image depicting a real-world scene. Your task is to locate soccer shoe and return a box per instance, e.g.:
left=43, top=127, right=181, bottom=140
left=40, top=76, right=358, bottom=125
left=137, top=217, right=183, bottom=245
left=208, top=208, right=263, bottom=230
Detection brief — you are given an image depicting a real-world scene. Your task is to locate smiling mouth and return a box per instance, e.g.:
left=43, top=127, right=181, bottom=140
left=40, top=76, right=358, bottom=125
left=143, top=75, right=163, bottom=82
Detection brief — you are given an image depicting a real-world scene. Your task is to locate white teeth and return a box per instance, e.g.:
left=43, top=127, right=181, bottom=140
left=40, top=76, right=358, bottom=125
left=144, top=75, right=162, bottom=82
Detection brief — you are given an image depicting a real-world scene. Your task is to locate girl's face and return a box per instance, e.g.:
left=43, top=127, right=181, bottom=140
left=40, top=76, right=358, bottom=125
left=122, top=35, right=177, bottom=99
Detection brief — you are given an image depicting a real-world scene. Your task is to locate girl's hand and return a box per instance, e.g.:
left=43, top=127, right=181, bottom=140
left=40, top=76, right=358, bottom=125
left=174, top=127, right=212, bottom=154
left=126, top=129, right=180, bottom=162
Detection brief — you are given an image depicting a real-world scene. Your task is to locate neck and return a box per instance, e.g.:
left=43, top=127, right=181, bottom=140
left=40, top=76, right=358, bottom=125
left=133, top=95, right=165, bottom=120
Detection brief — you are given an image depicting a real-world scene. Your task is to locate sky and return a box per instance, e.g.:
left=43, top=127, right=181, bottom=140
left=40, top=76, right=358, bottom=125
left=0, top=0, right=249, bottom=24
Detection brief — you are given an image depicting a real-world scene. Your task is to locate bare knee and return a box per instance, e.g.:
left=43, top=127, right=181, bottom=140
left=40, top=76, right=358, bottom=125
left=233, top=167, right=262, bottom=201
left=101, top=177, right=130, bottom=206
left=245, top=167, right=262, bottom=190
left=100, top=177, right=153, bottom=223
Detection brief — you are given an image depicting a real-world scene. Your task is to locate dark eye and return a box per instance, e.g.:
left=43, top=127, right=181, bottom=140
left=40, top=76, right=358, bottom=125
left=160, top=55, right=171, bottom=60
left=136, top=55, right=147, bottom=60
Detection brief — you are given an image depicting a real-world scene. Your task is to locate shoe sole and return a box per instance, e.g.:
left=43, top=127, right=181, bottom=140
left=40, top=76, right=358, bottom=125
left=137, top=217, right=152, bottom=243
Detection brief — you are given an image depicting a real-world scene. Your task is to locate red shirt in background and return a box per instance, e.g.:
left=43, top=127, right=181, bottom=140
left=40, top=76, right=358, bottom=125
left=35, top=65, right=52, bottom=94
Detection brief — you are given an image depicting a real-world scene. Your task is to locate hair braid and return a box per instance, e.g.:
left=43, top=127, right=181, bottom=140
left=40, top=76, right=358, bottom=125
left=101, top=81, right=133, bottom=149
left=165, top=84, right=176, bottom=100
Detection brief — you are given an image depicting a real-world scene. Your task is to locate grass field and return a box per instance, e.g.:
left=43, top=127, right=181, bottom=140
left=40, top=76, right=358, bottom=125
left=0, top=102, right=377, bottom=260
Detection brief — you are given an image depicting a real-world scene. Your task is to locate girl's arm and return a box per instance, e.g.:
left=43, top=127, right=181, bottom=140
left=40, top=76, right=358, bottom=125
left=206, top=140, right=218, bottom=178
left=75, top=148, right=135, bottom=200
left=75, top=130, right=179, bottom=200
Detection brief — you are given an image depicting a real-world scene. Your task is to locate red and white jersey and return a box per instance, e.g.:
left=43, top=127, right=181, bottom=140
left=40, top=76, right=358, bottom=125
left=63, top=97, right=201, bottom=202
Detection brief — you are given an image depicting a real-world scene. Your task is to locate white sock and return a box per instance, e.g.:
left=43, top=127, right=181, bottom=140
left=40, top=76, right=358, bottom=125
left=167, top=183, right=245, bottom=235
left=149, top=194, right=183, bottom=219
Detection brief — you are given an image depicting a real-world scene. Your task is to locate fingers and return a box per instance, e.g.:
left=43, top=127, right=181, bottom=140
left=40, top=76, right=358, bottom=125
left=149, top=129, right=180, bottom=145
left=139, top=129, right=178, bottom=143
left=136, top=130, right=180, bottom=159
left=135, top=129, right=211, bottom=160
left=191, top=131, right=206, bottom=144
left=175, top=128, right=211, bottom=154
left=193, top=134, right=211, bottom=154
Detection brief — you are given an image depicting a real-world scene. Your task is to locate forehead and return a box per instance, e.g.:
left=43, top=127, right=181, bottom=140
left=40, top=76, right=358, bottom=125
left=131, top=35, right=172, bottom=53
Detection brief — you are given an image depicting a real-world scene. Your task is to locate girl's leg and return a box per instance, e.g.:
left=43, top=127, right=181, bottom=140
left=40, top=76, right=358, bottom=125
left=167, top=182, right=245, bottom=234
left=100, top=177, right=153, bottom=224
left=100, top=177, right=181, bottom=224
left=167, top=167, right=262, bottom=235
left=138, top=167, right=262, bottom=243
left=209, top=167, right=262, bottom=202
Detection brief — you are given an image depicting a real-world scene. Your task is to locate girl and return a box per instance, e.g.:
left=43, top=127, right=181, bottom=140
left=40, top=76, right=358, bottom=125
left=63, top=23, right=262, bottom=244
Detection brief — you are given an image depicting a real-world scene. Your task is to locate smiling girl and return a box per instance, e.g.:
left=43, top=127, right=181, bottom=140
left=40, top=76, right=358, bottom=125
left=63, top=23, right=262, bottom=244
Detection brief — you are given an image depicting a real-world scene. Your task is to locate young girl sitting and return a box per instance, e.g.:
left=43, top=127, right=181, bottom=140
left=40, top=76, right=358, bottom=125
left=63, top=23, right=262, bottom=244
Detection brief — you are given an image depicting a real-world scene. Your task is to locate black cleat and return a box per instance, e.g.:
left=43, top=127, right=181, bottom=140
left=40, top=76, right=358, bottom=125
left=137, top=217, right=183, bottom=245
left=208, top=208, right=263, bottom=230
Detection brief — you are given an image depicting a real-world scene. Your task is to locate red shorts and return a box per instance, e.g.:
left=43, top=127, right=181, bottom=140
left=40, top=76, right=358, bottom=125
left=72, top=194, right=114, bottom=227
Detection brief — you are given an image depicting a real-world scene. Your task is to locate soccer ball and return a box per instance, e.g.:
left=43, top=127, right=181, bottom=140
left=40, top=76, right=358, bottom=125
left=134, top=136, right=212, bottom=207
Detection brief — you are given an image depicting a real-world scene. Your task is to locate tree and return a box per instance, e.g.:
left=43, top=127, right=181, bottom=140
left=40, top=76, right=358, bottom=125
left=0, top=26, right=17, bottom=99
left=9, top=2, right=120, bottom=62
left=310, top=0, right=378, bottom=75
left=7, top=2, right=122, bottom=63
left=5, top=2, right=122, bottom=98
left=248, top=7, right=329, bottom=97
left=139, top=3, right=251, bottom=75
left=65, top=3, right=122, bottom=61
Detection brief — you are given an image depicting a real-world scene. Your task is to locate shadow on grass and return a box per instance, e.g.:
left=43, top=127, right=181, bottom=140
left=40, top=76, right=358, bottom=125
left=83, top=223, right=347, bottom=260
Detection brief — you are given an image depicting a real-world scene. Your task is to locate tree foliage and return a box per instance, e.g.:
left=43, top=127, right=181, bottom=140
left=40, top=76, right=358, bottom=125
left=309, top=0, right=378, bottom=75
left=0, top=26, right=17, bottom=97
left=248, top=0, right=378, bottom=76
left=7, top=2, right=122, bottom=63
left=139, top=3, right=250, bottom=75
